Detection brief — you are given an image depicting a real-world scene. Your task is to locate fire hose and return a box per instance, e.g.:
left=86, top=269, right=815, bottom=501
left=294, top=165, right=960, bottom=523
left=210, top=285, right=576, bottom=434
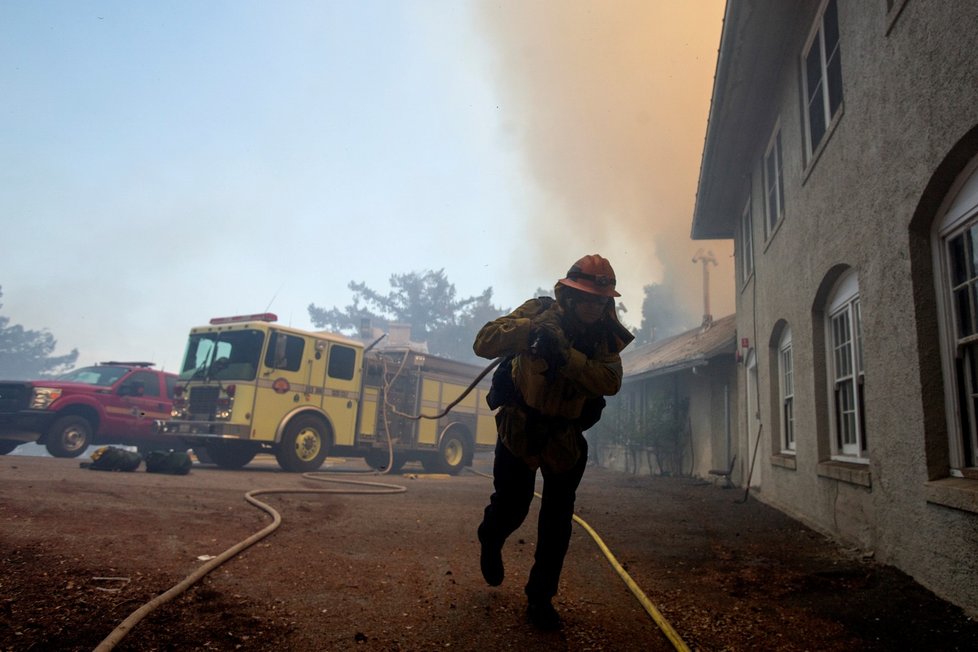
left=390, top=353, right=690, bottom=650
left=468, top=468, right=690, bottom=652
left=93, top=473, right=407, bottom=652
left=95, top=355, right=689, bottom=651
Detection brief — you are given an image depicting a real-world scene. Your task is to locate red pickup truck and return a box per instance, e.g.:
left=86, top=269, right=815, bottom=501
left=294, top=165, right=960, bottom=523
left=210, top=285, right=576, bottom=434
left=0, top=362, right=178, bottom=457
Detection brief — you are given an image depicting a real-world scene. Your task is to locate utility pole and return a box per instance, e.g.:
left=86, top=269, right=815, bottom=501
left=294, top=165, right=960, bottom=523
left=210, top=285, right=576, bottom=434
left=692, top=249, right=717, bottom=327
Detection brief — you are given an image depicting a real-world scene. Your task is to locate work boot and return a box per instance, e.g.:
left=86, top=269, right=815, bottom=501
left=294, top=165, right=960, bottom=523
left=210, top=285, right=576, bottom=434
left=527, top=599, right=561, bottom=630
left=477, top=524, right=504, bottom=587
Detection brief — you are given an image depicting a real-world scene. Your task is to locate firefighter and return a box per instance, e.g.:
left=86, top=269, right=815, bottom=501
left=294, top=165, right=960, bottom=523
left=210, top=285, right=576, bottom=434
left=473, top=254, right=634, bottom=630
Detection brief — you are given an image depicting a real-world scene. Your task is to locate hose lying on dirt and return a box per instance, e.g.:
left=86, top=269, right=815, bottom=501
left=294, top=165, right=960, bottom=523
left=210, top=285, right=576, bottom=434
left=470, top=468, right=691, bottom=652
left=570, top=512, right=690, bottom=652
left=93, top=473, right=406, bottom=652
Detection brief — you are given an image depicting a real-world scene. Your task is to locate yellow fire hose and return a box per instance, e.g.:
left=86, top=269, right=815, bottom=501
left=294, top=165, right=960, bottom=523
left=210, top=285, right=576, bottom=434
left=95, top=354, right=689, bottom=650
left=468, top=468, right=690, bottom=651
left=94, top=468, right=689, bottom=652
left=570, top=510, right=691, bottom=651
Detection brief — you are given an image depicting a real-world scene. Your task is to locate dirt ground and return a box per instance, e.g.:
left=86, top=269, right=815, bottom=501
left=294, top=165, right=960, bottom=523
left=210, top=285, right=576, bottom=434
left=1, top=453, right=976, bottom=652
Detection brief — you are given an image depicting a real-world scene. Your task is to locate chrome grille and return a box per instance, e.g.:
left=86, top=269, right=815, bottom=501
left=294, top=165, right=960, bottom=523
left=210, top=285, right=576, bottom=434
left=188, top=385, right=220, bottom=419
left=0, top=384, right=29, bottom=412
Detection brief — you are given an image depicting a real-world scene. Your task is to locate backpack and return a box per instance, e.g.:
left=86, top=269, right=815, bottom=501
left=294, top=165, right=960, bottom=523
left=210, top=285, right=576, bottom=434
left=82, top=446, right=143, bottom=472
left=143, top=450, right=193, bottom=475
left=486, top=354, right=517, bottom=410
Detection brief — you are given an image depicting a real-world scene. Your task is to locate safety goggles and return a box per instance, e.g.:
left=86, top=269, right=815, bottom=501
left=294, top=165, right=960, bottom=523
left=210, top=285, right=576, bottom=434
left=567, top=271, right=616, bottom=288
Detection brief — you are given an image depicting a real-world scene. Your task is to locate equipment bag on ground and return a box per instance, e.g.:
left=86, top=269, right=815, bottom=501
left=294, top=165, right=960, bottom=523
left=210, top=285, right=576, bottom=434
left=143, top=450, right=192, bottom=475
left=81, top=446, right=143, bottom=472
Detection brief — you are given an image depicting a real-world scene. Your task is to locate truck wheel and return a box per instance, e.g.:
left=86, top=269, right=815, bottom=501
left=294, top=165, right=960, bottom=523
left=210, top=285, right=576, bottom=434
left=205, top=442, right=258, bottom=469
left=434, top=430, right=470, bottom=475
left=45, top=415, right=93, bottom=458
left=193, top=447, right=214, bottom=464
left=0, top=440, right=20, bottom=455
left=276, top=415, right=330, bottom=472
left=365, top=449, right=406, bottom=473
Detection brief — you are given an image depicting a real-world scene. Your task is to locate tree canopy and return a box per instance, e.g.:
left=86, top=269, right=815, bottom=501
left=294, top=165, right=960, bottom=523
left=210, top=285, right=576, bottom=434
left=307, top=270, right=507, bottom=363
left=0, top=287, right=79, bottom=379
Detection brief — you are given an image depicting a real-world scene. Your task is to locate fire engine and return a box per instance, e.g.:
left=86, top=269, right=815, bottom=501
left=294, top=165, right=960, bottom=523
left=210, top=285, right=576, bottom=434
left=158, top=313, right=497, bottom=473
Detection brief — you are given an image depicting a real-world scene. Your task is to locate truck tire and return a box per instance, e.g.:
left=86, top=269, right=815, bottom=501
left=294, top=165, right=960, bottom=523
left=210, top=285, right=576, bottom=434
left=205, top=441, right=259, bottom=469
left=432, top=429, right=470, bottom=475
left=365, top=449, right=406, bottom=473
left=275, top=415, right=330, bottom=472
left=193, top=447, right=214, bottom=464
left=0, top=440, right=20, bottom=455
left=45, top=415, right=93, bottom=458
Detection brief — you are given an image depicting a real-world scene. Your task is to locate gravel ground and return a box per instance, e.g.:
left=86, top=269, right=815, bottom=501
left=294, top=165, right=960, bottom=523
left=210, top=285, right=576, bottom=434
left=1, top=452, right=976, bottom=651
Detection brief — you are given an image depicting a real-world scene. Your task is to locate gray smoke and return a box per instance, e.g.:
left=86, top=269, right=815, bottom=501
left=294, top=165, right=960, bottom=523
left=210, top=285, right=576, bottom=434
left=478, top=0, right=734, bottom=324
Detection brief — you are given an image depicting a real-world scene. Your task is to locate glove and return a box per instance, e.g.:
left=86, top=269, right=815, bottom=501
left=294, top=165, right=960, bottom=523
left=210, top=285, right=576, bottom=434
left=528, top=314, right=569, bottom=370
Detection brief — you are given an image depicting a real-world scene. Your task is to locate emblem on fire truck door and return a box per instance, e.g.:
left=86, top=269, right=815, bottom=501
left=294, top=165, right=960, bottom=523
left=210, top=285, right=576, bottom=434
left=272, top=378, right=290, bottom=394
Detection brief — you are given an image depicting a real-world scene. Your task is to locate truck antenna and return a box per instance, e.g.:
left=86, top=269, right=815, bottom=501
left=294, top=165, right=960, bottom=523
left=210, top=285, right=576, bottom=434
left=264, top=282, right=284, bottom=313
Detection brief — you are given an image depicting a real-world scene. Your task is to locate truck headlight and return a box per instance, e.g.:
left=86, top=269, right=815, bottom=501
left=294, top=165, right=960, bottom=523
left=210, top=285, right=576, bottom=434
left=30, top=387, right=62, bottom=409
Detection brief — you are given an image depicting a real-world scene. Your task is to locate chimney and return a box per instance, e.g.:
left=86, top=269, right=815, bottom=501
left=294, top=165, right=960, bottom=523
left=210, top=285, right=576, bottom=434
left=388, top=323, right=412, bottom=346
left=692, top=249, right=717, bottom=329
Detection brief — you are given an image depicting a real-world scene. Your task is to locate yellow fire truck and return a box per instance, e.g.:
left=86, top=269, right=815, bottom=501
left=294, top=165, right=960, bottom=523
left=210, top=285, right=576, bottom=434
left=158, top=313, right=497, bottom=473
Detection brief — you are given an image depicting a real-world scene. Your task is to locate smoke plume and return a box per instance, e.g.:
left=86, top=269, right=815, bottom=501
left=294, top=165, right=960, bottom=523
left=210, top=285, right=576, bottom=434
left=478, top=0, right=733, bottom=326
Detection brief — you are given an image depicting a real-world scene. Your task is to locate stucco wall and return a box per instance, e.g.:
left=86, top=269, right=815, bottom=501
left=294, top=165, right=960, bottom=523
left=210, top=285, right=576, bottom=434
left=723, top=0, right=978, bottom=614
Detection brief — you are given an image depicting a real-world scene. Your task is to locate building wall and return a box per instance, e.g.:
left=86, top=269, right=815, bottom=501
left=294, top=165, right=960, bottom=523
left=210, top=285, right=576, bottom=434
left=597, top=355, right=738, bottom=481
left=728, top=0, right=978, bottom=614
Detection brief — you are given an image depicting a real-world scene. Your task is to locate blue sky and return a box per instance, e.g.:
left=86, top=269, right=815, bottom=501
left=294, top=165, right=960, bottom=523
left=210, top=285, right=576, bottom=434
left=1, top=1, right=729, bottom=372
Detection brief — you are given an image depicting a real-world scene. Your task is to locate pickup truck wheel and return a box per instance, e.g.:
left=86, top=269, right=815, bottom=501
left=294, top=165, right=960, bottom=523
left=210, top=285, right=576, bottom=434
left=45, top=415, right=93, bottom=458
left=276, top=415, right=330, bottom=473
left=0, top=440, right=20, bottom=455
left=435, top=430, right=470, bottom=475
left=205, top=442, right=258, bottom=469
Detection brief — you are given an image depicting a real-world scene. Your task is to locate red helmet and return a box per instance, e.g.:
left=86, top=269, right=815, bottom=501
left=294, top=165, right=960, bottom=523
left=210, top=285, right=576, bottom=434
left=558, top=254, right=620, bottom=297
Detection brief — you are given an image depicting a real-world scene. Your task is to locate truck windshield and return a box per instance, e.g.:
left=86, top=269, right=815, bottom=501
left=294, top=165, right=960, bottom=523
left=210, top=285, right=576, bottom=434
left=180, top=329, right=265, bottom=381
left=56, top=366, right=128, bottom=386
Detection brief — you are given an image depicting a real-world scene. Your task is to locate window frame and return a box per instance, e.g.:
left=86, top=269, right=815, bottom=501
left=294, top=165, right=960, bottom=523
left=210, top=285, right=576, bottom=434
left=779, top=327, right=795, bottom=453
left=327, top=344, right=357, bottom=380
left=739, top=196, right=754, bottom=286
left=801, top=0, right=844, bottom=164
left=763, top=126, right=785, bottom=240
left=934, top=158, right=978, bottom=478
left=826, top=270, right=867, bottom=462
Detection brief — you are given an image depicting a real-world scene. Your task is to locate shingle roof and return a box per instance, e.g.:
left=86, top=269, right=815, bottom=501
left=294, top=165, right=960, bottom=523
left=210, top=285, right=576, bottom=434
left=621, top=314, right=736, bottom=380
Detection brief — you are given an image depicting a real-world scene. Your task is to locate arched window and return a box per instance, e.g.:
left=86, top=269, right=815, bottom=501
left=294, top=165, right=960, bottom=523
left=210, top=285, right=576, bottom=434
left=935, top=158, right=978, bottom=474
left=778, top=327, right=795, bottom=453
left=826, top=270, right=866, bottom=461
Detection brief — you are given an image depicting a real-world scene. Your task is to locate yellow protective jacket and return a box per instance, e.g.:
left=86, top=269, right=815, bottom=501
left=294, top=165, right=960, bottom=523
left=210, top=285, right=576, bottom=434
left=473, top=294, right=633, bottom=471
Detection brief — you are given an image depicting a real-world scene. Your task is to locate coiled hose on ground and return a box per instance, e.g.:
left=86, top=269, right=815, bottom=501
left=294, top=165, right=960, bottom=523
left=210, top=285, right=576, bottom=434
left=95, top=354, right=690, bottom=651
left=93, top=473, right=407, bottom=652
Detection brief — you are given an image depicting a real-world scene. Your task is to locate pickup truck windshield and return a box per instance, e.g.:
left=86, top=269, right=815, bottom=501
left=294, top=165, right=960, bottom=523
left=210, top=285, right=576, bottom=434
left=180, top=329, right=265, bottom=381
left=56, top=366, right=128, bottom=386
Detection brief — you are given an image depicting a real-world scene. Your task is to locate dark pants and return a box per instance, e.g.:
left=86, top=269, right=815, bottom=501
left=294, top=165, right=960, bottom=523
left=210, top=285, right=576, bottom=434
left=479, top=435, right=589, bottom=602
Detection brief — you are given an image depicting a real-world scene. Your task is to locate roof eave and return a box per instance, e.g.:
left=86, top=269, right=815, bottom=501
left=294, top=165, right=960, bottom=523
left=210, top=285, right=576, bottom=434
left=690, top=0, right=797, bottom=241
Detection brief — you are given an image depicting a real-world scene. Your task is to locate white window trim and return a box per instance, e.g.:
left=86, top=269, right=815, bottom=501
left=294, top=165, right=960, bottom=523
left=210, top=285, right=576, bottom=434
left=740, top=197, right=754, bottom=286
left=826, top=270, right=867, bottom=463
left=763, top=126, right=785, bottom=240
left=779, top=327, right=795, bottom=454
left=801, top=0, right=843, bottom=164
left=933, top=157, right=978, bottom=476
